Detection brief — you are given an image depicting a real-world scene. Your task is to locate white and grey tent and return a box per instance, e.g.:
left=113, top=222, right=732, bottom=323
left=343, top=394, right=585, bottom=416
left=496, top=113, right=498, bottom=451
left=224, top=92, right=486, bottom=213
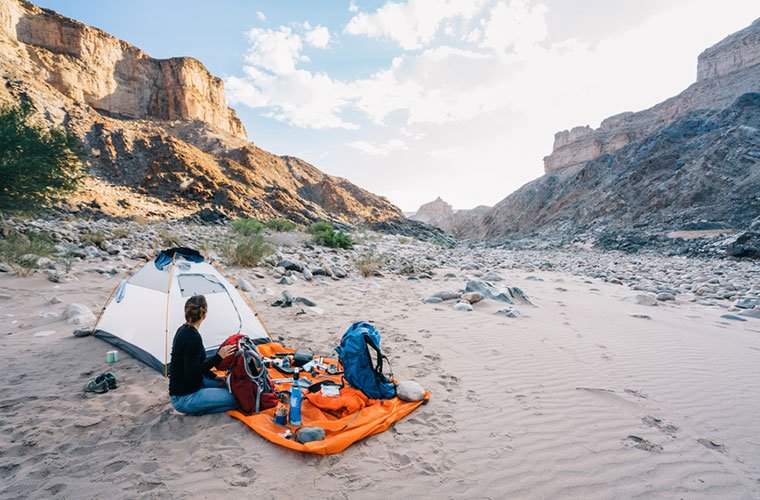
left=94, top=248, right=269, bottom=373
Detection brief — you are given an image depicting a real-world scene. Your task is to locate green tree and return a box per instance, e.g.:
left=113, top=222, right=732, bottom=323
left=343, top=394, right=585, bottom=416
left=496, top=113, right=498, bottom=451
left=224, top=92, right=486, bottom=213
left=0, top=102, right=84, bottom=209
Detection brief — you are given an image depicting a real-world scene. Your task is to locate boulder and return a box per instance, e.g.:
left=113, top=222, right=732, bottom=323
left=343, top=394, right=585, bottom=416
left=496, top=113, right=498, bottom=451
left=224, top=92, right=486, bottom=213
left=461, top=292, right=483, bottom=304
left=656, top=292, right=675, bottom=302
left=423, top=296, right=444, bottom=304
left=465, top=280, right=532, bottom=305
left=454, top=302, right=473, bottom=312
left=396, top=381, right=426, bottom=402
left=64, top=303, right=96, bottom=326
left=725, top=231, right=760, bottom=259
left=278, top=259, right=305, bottom=272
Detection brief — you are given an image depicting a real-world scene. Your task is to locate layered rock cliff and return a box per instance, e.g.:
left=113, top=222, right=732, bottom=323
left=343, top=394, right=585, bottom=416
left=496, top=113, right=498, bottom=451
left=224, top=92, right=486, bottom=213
left=482, top=92, right=760, bottom=240
left=410, top=197, right=490, bottom=238
left=544, top=18, right=760, bottom=173
left=0, top=0, right=403, bottom=224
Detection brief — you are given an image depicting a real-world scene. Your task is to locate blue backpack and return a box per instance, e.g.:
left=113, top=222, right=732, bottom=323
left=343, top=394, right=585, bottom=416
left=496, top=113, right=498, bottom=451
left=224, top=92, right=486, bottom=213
left=336, top=321, right=396, bottom=399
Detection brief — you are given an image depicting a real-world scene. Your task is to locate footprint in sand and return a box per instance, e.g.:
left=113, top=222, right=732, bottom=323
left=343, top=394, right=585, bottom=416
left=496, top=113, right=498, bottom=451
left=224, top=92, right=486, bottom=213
left=642, top=416, right=678, bottom=436
left=697, top=438, right=727, bottom=454
left=624, top=435, right=663, bottom=453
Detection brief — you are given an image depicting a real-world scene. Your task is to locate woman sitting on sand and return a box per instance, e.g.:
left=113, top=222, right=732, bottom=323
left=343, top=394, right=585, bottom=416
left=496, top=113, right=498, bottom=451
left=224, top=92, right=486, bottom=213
left=169, top=295, right=238, bottom=415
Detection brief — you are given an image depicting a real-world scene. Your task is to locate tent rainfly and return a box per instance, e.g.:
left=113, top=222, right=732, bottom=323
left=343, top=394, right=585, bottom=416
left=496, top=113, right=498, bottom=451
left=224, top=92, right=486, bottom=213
left=94, top=248, right=269, bottom=374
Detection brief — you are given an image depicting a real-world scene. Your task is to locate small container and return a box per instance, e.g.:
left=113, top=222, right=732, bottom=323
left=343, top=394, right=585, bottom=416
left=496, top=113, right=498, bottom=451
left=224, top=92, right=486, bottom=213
left=106, top=351, right=119, bottom=363
left=274, top=403, right=288, bottom=426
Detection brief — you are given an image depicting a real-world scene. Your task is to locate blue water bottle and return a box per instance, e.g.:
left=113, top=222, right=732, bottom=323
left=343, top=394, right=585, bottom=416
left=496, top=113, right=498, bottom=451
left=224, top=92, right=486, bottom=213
left=289, top=368, right=303, bottom=427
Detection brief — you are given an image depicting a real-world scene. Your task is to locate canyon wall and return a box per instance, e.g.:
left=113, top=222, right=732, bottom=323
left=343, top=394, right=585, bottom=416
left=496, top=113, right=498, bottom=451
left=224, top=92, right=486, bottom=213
left=1, top=0, right=246, bottom=139
left=544, top=18, right=760, bottom=173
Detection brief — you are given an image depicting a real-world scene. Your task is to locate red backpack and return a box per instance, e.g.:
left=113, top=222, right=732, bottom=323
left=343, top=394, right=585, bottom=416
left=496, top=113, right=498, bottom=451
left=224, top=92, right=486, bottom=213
left=221, top=335, right=278, bottom=414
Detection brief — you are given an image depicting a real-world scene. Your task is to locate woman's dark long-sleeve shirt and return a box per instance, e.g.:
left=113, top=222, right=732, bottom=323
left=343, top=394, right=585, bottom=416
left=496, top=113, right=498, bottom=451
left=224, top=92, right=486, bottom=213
left=168, top=324, right=221, bottom=396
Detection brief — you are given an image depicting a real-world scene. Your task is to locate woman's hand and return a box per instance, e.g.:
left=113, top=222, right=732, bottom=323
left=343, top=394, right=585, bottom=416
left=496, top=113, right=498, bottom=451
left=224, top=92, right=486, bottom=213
left=218, top=344, right=237, bottom=359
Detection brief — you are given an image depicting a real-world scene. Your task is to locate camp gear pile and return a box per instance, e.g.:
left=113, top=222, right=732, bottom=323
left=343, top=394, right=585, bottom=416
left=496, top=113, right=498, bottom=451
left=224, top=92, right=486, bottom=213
left=219, top=334, right=278, bottom=414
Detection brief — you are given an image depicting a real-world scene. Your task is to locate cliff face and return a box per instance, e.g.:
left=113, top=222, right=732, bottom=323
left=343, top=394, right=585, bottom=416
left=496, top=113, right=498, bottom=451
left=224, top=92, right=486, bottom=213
left=544, top=17, right=760, bottom=173
left=482, top=93, right=760, bottom=240
left=0, top=0, right=403, bottom=224
left=410, top=197, right=490, bottom=238
left=1, top=0, right=245, bottom=138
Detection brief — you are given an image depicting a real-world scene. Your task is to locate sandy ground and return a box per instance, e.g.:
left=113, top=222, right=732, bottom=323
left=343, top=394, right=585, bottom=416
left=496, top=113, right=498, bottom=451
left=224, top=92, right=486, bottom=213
left=1, top=261, right=760, bottom=499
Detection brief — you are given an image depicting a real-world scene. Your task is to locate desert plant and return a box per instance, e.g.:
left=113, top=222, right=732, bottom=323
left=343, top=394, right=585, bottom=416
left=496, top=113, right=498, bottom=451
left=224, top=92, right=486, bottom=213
left=355, top=251, right=385, bottom=277
left=158, top=228, right=181, bottom=248
left=308, top=221, right=353, bottom=249
left=0, top=102, right=84, bottom=210
left=0, top=228, right=55, bottom=273
left=80, top=229, right=107, bottom=248
left=231, top=218, right=265, bottom=237
left=264, top=217, right=297, bottom=232
left=223, top=234, right=273, bottom=267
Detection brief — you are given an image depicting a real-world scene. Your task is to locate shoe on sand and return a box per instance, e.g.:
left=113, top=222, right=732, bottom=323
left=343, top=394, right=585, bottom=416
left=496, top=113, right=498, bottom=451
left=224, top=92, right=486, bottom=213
left=102, top=372, right=118, bottom=390
left=84, top=377, right=109, bottom=394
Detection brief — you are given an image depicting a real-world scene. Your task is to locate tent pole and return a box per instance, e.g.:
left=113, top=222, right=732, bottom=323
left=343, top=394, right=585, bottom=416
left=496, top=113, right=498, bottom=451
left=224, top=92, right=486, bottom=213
left=163, top=255, right=177, bottom=378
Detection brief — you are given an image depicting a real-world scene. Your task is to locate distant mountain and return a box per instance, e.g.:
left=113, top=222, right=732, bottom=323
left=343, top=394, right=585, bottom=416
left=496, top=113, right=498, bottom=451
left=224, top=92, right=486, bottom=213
left=410, top=197, right=490, bottom=238
left=474, top=17, right=760, bottom=241
left=0, top=0, right=403, bottom=224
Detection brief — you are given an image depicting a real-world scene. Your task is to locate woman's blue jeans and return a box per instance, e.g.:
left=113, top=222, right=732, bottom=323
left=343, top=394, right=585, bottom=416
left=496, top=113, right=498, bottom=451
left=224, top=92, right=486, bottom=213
left=170, top=376, right=238, bottom=415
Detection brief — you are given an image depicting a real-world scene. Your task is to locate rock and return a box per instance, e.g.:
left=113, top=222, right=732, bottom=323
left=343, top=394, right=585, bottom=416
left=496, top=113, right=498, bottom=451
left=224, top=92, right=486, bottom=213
left=725, top=231, right=760, bottom=259
left=656, top=292, right=676, bottom=302
left=739, top=308, right=760, bottom=319
left=332, top=266, right=348, bottom=279
left=423, top=296, right=444, bottom=304
left=302, top=268, right=313, bottom=281
left=36, top=257, right=55, bottom=269
left=734, top=297, right=760, bottom=309
left=432, top=291, right=461, bottom=301
left=294, top=297, right=317, bottom=307
left=465, top=280, right=532, bottom=305
left=460, top=292, right=483, bottom=304
left=278, top=276, right=295, bottom=285
left=64, top=303, right=96, bottom=326
left=311, top=267, right=332, bottom=277
left=0, top=293, right=12, bottom=300
left=0, top=263, right=12, bottom=273
left=72, top=328, right=93, bottom=337
left=278, top=259, right=305, bottom=272
left=18, top=254, right=41, bottom=266
left=720, top=313, right=747, bottom=321
left=454, top=302, right=473, bottom=312
left=296, top=427, right=325, bottom=443
left=482, top=271, right=503, bottom=281
left=495, top=307, right=520, bottom=318
left=271, top=291, right=295, bottom=307
left=45, top=269, right=65, bottom=283
left=48, top=296, right=63, bottom=304
left=396, top=380, right=426, bottom=401
left=238, top=277, right=254, bottom=292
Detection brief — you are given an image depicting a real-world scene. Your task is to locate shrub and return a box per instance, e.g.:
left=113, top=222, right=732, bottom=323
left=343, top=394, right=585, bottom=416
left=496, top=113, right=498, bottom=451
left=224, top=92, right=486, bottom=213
left=356, top=251, right=384, bottom=277
left=231, top=218, right=264, bottom=236
left=309, top=221, right=353, bottom=249
left=80, top=230, right=107, bottom=248
left=157, top=228, right=181, bottom=248
left=0, top=102, right=84, bottom=209
left=264, top=217, right=297, bottom=232
left=223, top=234, right=272, bottom=267
left=0, top=228, right=55, bottom=273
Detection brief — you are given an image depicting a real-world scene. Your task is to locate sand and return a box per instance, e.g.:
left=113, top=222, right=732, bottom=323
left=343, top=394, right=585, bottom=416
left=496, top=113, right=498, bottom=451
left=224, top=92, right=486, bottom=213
left=1, top=261, right=760, bottom=499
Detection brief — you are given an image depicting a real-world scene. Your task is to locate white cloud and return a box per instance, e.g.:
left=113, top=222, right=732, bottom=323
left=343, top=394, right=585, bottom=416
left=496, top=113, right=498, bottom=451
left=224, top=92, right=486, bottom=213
left=349, top=139, right=408, bottom=156
left=243, top=26, right=303, bottom=74
left=305, top=25, right=331, bottom=48
left=349, top=0, right=359, bottom=13
left=480, top=0, right=548, bottom=54
left=256, top=11, right=266, bottom=22
left=345, top=0, right=488, bottom=50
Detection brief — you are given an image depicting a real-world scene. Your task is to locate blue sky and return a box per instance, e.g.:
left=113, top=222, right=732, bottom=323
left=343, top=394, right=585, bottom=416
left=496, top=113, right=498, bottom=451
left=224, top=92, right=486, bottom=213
left=35, top=0, right=760, bottom=211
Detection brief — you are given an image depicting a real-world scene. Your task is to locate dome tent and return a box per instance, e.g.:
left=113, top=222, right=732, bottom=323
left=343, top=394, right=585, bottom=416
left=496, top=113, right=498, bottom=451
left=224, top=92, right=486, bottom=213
left=94, top=248, right=269, bottom=374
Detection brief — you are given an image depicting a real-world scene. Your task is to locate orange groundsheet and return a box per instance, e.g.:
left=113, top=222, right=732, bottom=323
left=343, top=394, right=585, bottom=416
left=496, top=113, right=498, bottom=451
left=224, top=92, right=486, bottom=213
left=226, top=342, right=430, bottom=455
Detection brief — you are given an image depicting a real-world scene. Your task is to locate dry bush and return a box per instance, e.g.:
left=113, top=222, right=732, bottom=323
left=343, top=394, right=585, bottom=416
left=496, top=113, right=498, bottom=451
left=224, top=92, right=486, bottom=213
left=356, top=251, right=385, bottom=278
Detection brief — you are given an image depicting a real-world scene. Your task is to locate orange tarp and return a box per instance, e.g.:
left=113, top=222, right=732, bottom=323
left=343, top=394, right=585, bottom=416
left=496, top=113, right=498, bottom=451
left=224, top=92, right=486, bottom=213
left=226, top=342, right=430, bottom=455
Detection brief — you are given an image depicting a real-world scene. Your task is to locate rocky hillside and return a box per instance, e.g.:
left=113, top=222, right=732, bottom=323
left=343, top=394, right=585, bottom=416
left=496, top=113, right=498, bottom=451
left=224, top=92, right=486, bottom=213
left=481, top=93, right=760, bottom=240
left=544, top=18, right=760, bottom=174
left=410, top=197, right=490, bottom=238
left=464, top=17, right=760, bottom=253
left=0, top=0, right=403, bottom=224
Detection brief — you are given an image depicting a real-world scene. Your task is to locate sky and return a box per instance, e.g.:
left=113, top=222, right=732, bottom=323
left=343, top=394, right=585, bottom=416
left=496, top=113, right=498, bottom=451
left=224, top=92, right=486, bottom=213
left=34, top=0, right=760, bottom=211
